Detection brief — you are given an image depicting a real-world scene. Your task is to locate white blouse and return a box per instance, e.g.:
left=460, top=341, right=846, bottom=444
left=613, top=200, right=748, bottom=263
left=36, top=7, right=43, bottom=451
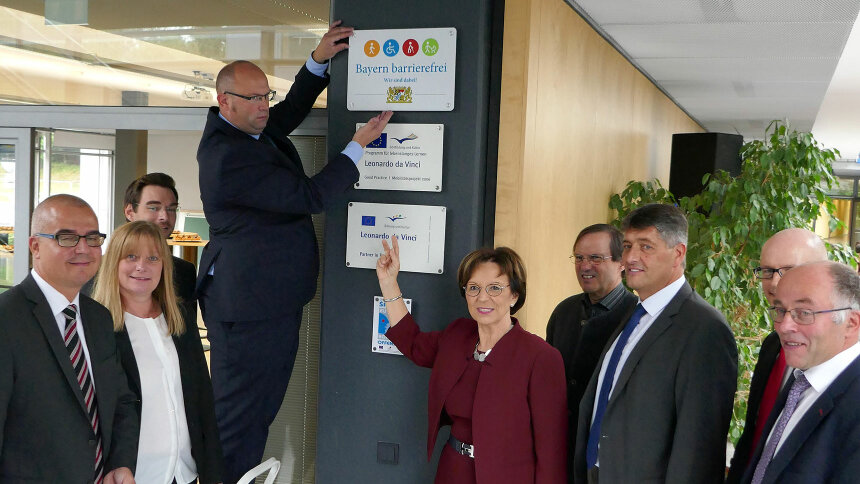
left=124, top=312, right=197, bottom=484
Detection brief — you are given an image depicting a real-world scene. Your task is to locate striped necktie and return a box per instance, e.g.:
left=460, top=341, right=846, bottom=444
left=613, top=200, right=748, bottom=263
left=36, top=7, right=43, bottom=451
left=62, top=304, right=105, bottom=484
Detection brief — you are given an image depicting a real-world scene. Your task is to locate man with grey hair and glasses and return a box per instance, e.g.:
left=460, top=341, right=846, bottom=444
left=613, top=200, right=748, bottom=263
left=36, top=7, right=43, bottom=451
left=574, top=203, right=737, bottom=484
left=727, top=228, right=827, bottom=483
left=546, top=223, right=637, bottom=482
left=739, top=261, right=860, bottom=483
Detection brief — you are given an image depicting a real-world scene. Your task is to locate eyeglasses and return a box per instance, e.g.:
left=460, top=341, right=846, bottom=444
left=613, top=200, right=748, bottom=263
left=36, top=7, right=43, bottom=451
left=463, top=283, right=510, bottom=297
left=35, top=232, right=106, bottom=247
left=224, top=90, right=277, bottom=103
left=141, top=204, right=179, bottom=214
left=570, top=254, right=614, bottom=265
left=767, top=306, right=853, bottom=325
left=754, top=266, right=792, bottom=279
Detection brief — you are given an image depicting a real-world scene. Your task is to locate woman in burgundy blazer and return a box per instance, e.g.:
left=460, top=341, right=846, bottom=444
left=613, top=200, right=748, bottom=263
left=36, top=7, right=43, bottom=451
left=377, top=237, right=568, bottom=483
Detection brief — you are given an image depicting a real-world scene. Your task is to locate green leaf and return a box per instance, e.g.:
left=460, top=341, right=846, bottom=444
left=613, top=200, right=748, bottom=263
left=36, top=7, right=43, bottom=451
left=690, top=263, right=706, bottom=278
left=710, top=276, right=722, bottom=290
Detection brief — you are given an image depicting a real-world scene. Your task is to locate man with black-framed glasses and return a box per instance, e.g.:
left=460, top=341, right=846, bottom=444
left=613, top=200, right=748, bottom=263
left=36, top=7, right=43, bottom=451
left=0, top=194, right=139, bottom=483
left=737, top=261, right=860, bottom=483
left=546, top=223, right=636, bottom=482
left=81, top=173, right=197, bottom=315
left=121, top=173, right=196, bottom=313
left=727, top=228, right=827, bottom=484
left=197, top=20, right=392, bottom=483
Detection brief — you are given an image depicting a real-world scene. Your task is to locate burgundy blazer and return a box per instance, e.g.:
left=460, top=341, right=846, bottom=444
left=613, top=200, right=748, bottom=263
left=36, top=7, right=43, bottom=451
left=387, top=314, right=568, bottom=483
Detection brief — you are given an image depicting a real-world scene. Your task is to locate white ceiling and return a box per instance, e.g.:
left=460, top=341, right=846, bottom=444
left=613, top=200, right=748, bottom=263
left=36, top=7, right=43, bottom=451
left=568, top=0, right=860, bottom=153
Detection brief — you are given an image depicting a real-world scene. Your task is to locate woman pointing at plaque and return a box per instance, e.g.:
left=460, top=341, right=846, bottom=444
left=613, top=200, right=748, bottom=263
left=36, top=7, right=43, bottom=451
left=375, top=236, right=567, bottom=483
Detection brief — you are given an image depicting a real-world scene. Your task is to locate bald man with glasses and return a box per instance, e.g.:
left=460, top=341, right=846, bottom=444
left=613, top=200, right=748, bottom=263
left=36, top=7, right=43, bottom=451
left=196, top=21, right=391, bottom=482
left=0, top=194, right=139, bottom=483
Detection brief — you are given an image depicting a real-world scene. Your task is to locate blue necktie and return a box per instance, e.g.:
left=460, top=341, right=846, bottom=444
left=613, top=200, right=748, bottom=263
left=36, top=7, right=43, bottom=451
left=586, top=303, right=647, bottom=468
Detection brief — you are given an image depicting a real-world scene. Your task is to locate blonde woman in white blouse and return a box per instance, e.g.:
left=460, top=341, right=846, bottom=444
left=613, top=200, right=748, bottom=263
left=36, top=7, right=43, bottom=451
left=94, top=221, right=223, bottom=484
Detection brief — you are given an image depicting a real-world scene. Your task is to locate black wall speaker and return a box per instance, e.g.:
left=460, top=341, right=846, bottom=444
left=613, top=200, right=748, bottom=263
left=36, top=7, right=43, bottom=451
left=669, top=132, right=743, bottom=199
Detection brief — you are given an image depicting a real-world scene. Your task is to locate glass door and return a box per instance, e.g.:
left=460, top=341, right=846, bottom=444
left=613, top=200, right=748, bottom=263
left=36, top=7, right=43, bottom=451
left=0, top=128, right=34, bottom=289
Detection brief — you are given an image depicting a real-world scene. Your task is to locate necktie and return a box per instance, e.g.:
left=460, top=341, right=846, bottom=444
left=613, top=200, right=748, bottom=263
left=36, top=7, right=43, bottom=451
left=259, top=131, right=277, bottom=147
left=750, top=373, right=811, bottom=484
left=63, top=304, right=105, bottom=484
left=586, top=303, right=647, bottom=468
left=750, top=349, right=788, bottom=458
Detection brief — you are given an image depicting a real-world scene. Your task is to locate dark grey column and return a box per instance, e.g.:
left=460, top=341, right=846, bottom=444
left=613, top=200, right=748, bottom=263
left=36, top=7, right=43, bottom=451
left=318, top=1, right=502, bottom=482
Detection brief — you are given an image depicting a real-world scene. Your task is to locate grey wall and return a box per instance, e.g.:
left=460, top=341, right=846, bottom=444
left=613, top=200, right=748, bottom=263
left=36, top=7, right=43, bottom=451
left=317, top=1, right=501, bottom=482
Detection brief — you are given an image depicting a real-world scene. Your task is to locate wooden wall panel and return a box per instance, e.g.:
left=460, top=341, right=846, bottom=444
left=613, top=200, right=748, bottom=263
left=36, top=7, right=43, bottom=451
left=496, top=0, right=704, bottom=336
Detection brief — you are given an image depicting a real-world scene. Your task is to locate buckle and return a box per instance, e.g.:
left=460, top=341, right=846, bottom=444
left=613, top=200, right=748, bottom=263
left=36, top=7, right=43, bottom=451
left=459, top=442, right=475, bottom=458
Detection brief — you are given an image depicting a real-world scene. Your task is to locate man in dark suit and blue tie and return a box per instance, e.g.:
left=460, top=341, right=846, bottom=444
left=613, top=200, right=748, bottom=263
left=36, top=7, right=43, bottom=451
left=196, top=21, right=392, bottom=482
left=574, top=203, right=737, bottom=484
left=740, top=261, right=860, bottom=484
left=0, top=194, right=139, bottom=483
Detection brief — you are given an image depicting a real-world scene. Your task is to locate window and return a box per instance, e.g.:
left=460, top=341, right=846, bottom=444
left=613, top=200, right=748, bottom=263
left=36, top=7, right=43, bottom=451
left=0, top=2, right=328, bottom=108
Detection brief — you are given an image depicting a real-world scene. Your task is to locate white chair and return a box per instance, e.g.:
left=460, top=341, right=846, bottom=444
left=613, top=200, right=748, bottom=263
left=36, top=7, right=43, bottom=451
left=236, top=457, right=281, bottom=484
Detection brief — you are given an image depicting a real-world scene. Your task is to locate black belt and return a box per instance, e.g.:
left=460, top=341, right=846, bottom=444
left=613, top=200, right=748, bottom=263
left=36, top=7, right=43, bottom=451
left=447, top=434, right=475, bottom=458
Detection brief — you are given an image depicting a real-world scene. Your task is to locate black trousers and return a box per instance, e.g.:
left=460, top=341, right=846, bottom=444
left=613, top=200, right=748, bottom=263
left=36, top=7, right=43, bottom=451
left=204, top=306, right=303, bottom=484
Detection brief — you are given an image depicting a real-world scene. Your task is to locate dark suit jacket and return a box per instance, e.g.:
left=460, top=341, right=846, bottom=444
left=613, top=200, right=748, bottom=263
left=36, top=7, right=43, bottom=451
left=116, top=305, right=223, bottom=484
left=546, top=290, right=638, bottom=424
left=726, top=330, right=782, bottom=484
left=387, top=314, right=568, bottom=483
left=196, top=65, right=359, bottom=322
left=172, top=255, right=196, bottom=303
left=0, top=275, right=139, bottom=483
left=574, top=282, right=738, bottom=484
left=739, top=353, right=860, bottom=484
left=171, top=255, right=198, bottom=317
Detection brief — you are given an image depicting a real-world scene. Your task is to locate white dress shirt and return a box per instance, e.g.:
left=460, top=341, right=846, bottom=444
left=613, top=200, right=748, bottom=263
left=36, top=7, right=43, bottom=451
left=590, top=275, right=686, bottom=465
left=31, top=269, right=95, bottom=384
left=768, top=341, right=860, bottom=456
left=125, top=312, right=196, bottom=484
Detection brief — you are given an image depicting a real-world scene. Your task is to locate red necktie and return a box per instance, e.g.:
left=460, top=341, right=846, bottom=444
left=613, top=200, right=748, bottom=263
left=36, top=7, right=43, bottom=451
left=750, top=348, right=787, bottom=459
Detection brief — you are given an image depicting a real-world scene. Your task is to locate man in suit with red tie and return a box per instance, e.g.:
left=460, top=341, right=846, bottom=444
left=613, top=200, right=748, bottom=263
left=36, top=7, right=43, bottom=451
left=740, top=261, right=860, bottom=483
left=0, top=194, right=139, bottom=483
left=726, top=228, right=827, bottom=483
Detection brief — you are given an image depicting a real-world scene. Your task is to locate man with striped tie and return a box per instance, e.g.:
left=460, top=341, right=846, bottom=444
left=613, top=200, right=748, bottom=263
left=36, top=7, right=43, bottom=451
left=0, top=194, right=139, bottom=483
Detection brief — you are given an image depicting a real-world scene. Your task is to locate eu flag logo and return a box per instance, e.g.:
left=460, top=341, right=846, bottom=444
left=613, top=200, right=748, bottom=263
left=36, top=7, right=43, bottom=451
left=367, top=133, right=387, bottom=148
left=362, top=216, right=376, bottom=226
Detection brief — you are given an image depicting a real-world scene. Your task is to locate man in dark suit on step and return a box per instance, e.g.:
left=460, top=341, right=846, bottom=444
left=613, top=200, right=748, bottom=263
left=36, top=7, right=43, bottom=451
left=196, top=21, right=392, bottom=483
left=726, top=228, right=827, bottom=483
left=739, top=261, right=860, bottom=483
left=0, top=194, right=139, bottom=483
left=546, top=223, right=636, bottom=482
left=574, top=203, right=737, bottom=484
